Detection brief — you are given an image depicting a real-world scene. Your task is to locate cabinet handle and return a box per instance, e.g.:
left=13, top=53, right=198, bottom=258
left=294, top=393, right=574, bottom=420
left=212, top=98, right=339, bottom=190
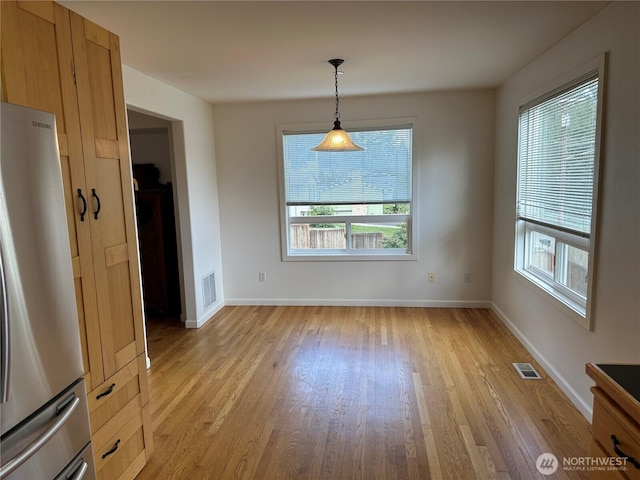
left=95, top=383, right=115, bottom=400
left=91, top=188, right=101, bottom=220
left=77, top=189, right=87, bottom=222
left=101, top=439, right=120, bottom=459
left=611, top=435, right=640, bottom=469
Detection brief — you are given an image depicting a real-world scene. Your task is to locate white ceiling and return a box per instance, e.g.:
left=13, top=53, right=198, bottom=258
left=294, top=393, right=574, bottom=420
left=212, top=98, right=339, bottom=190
left=61, top=1, right=609, bottom=104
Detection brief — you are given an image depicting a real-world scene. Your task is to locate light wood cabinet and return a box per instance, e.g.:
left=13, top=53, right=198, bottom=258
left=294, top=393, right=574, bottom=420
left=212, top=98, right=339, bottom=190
left=1, top=2, right=152, bottom=478
left=69, top=10, right=146, bottom=384
left=587, top=363, right=640, bottom=480
left=1, top=0, right=103, bottom=392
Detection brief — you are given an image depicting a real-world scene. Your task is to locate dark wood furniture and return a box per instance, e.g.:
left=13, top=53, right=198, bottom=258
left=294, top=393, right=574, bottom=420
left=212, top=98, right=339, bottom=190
left=134, top=164, right=181, bottom=316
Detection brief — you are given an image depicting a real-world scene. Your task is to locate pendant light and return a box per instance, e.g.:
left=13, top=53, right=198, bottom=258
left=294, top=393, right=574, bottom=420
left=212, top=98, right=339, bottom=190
left=311, top=59, right=364, bottom=152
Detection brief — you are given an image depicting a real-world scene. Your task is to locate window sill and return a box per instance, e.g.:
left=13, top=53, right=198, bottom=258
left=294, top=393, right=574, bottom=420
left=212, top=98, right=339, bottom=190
left=284, top=250, right=417, bottom=262
left=514, top=268, right=591, bottom=330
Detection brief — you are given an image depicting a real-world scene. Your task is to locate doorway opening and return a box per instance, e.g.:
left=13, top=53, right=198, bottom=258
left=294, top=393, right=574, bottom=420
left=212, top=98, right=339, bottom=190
left=128, top=109, right=183, bottom=329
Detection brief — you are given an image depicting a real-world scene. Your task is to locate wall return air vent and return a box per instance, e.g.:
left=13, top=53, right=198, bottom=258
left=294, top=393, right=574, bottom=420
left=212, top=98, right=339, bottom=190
left=513, top=362, right=542, bottom=380
left=202, top=271, right=216, bottom=310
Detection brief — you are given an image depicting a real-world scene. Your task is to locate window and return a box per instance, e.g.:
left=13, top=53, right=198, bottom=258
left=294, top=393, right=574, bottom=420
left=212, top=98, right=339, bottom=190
left=279, top=122, right=415, bottom=260
left=515, top=58, right=604, bottom=327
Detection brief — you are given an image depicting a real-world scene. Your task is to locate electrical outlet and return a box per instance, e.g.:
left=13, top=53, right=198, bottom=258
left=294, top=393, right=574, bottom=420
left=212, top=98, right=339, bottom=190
left=428, top=272, right=436, bottom=283
left=258, top=272, right=267, bottom=283
left=464, top=272, right=472, bottom=283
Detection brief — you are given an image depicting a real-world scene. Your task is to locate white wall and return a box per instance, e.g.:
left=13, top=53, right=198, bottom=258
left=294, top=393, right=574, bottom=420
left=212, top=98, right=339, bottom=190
left=213, top=90, right=495, bottom=306
left=492, top=2, right=640, bottom=419
left=123, top=65, right=224, bottom=327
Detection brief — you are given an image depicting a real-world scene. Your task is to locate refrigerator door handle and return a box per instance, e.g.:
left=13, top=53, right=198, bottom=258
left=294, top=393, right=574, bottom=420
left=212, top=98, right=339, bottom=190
left=0, top=394, right=80, bottom=478
left=67, top=458, right=89, bottom=480
left=0, top=246, right=9, bottom=403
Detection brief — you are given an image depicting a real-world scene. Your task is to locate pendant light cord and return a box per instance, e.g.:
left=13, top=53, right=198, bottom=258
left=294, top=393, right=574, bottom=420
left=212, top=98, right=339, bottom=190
left=334, top=65, right=340, bottom=122
left=311, top=59, right=363, bottom=151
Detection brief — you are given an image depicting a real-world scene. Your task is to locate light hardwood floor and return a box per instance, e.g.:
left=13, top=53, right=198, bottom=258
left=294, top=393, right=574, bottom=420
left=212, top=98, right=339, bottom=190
left=136, top=306, right=592, bottom=480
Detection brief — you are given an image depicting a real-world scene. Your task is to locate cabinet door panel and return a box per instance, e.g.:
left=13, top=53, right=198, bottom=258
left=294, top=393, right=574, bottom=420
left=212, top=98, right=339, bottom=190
left=108, top=262, right=137, bottom=367
left=85, top=41, right=118, bottom=141
left=2, top=2, right=65, bottom=130
left=70, top=12, right=146, bottom=380
left=95, top=414, right=146, bottom=480
left=0, top=0, right=104, bottom=388
left=94, top=157, right=128, bottom=246
left=60, top=156, right=79, bottom=257
left=16, top=0, right=55, bottom=22
left=74, top=274, right=92, bottom=388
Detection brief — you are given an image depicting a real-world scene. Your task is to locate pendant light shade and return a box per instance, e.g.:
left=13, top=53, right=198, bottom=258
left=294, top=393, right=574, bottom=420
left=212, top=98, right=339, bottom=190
left=312, top=59, right=363, bottom=152
left=311, top=120, right=364, bottom=151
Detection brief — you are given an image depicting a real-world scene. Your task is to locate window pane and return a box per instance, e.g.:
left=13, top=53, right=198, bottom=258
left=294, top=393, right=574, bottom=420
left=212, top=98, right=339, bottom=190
left=283, top=127, right=412, bottom=205
left=352, top=223, right=407, bottom=249
left=558, top=244, right=588, bottom=297
left=517, top=76, right=598, bottom=236
left=290, top=223, right=346, bottom=250
left=528, top=231, right=555, bottom=277
left=282, top=124, right=414, bottom=258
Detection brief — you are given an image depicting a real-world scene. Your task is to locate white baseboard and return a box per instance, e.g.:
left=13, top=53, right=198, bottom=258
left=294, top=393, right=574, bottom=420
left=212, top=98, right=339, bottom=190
left=224, top=298, right=492, bottom=308
left=491, top=303, right=592, bottom=421
left=184, top=301, right=225, bottom=329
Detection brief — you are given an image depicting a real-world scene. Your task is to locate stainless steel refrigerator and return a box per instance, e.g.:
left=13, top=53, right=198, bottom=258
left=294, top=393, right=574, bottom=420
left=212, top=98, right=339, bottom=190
left=0, top=103, right=95, bottom=479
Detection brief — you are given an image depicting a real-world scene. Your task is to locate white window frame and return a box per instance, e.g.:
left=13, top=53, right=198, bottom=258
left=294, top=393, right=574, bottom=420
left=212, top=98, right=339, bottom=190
left=518, top=221, right=590, bottom=309
left=514, top=54, right=606, bottom=330
left=277, top=117, right=418, bottom=261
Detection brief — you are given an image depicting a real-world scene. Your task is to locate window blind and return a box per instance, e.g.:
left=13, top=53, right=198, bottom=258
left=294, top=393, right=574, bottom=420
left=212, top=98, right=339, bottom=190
left=517, top=76, right=598, bottom=237
left=283, top=127, right=412, bottom=206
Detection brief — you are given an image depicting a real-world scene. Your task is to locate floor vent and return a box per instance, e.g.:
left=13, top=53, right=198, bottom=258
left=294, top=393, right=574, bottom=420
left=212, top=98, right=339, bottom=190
left=202, top=271, right=216, bottom=309
left=513, top=362, right=542, bottom=380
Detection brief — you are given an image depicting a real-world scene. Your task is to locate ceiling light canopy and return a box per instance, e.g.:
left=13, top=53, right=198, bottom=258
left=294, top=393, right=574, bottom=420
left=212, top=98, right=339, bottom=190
left=312, top=59, right=363, bottom=152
